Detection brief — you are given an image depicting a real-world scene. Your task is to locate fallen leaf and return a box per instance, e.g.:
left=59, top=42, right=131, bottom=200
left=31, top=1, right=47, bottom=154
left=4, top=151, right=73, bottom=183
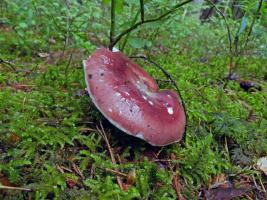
left=208, top=174, right=229, bottom=189
left=9, top=133, right=20, bottom=143
left=49, top=38, right=56, bottom=44
left=0, top=176, right=14, bottom=187
left=257, top=157, right=267, bottom=175
left=204, top=186, right=250, bottom=200
left=38, top=52, right=50, bottom=58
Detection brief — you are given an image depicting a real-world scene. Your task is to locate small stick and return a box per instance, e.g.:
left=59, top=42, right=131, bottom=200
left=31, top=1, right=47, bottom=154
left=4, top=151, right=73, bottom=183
left=258, top=176, right=266, bottom=193
left=56, top=164, right=73, bottom=173
left=78, top=127, right=97, bottom=132
left=56, top=164, right=65, bottom=173
left=0, top=185, right=31, bottom=191
left=140, top=0, right=144, bottom=22
left=72, top=163, right=85, bottom=180
left=117, top=154, right=122, bottom=165
left=64, top=53, right=73, bottom=84
left=0, top=58, right=16, bottom=71
left=224, top=136, right=230, bottom=160
left=105, top=168, right=128, bottom=177
left=156, top=147, right=164, bottom=158
left=97, top=122, right=124, bottom=190
left=252, top=174, right=262, bottom=191
left=244, top=194, right=253, bottom=200
left=154, top=159, right=173, bottom=162
left=172, top=174, right=185, bottom=200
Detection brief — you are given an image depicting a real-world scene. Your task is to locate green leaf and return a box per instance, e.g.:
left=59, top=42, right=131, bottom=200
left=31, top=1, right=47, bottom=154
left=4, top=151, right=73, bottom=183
left=126, top=0, right=139, bottom=5
left=237, top=16, right=248, bottom=36
left=102, top=0, right=110, bottom=4
left=128, top=37, right=146, bottom=48
left=116, top=0, right=123, bottom=14
left=102, top=0, right=123, bottom=13
left=18, top=22, right=28, bottom=29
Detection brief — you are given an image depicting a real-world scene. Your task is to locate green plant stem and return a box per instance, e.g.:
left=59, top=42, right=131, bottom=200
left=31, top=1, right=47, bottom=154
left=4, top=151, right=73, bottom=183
left=244, top=0, right=263, bottom=50
left=205, top=0, right=233, bottom=78
left=140, top=0, right=144, bottom=22
left=120, top=9, right=140, bottom=51
left=110, top=0, right=194, bottom=49
left=109, top=0, right=116, bottom=50
left=236, top=0, right=264, bottom=66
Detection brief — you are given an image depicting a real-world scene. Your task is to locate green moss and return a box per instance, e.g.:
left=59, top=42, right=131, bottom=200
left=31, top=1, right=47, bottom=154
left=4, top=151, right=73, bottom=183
left=0, top=1, right=266, bottom=199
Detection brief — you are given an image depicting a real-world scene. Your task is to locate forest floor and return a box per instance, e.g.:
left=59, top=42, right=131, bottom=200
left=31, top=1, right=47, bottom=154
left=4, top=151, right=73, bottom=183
left=0, top=23, right=267, bottom=199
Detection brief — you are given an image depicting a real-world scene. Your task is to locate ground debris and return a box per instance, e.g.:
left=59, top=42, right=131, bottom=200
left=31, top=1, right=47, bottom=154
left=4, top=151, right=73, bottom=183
left=257, top=157, right=267, bottom=175
left=204, top=186, right=251, bottom=200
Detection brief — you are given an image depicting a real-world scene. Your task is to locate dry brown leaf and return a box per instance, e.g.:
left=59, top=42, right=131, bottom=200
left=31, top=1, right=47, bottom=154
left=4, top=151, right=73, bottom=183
left=9, top=133, right=20, bottom=143
left=205, top=186, right=250, bottom=200
left=208, top=174, right=229, bottom=189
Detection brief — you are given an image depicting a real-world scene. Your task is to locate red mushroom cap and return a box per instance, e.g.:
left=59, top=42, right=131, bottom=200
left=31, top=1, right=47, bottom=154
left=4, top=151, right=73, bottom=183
left=84, top=48, right=186, bottom=146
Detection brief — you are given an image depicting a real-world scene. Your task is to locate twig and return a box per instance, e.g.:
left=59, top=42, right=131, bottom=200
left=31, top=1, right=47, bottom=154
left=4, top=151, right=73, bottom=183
left=130, top=55, right=187, bottom=142
left=105, top=168, right=128, bottom=177
left=154, top=159, right=173, bottom=162
left=140, top=0, right=144, bottom=22
left=78, top=127, right=97, bottom=132
left=169, top=156, right=184, bottom=200
left=109, top=0, right=116, bottom=50
left=56, top=164, right=73, bottom=173
left=224, top=136, right=230, bottom=161
left=72, top=163, right=85, bottom=180
left=172, top=174, right=185, bottom=200
left=96, top=121, right=123, bottom=190
left=110, top=0, right=193, bottom=49
left=60, top=166, right=73, bottom=173
left=204, top=0, right=233, bottom=78
left=258, top=175, right=266, bottom=193
left=64, top=53, right=73, bottom=85
left=244, top=194, right=254, bottom=200
left=0, top=58, right=16, bottom=71
left=0, top=185, right=31, bottom=191
left=156, top=147, right=164, bottom=158
left=252, top=174, right=262, bottom=192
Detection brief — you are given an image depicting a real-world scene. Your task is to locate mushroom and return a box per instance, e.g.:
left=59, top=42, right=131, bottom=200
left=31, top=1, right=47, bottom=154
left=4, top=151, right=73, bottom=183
left=83, top=48, right=186, bottom=146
